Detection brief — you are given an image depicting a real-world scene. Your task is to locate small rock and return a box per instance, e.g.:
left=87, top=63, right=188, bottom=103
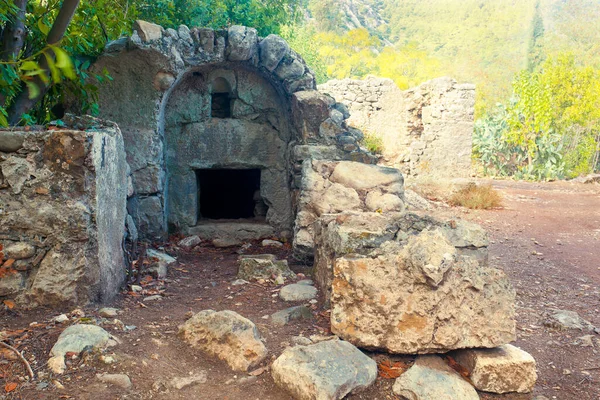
left=169, top=372, right=207, bottom=389
left=146, top=249, right=176, bottom=279
left=130, top=285, right=143, bottom=292
left=143, top=295, right=162, bottom=302
left=36, top=382, right=49, bottom=390
left=393, top=355, right=479, bottom=399
left=100, top=355, right=116, bottom=364
left=451, top=344, right=537, bottom=394
left=231, top=279, right=249, bottom=286
left=262, top=239, right=283, bottom=248
left=48, top=325, right=118, bottom=374
left=271, top=305, right=313, bottom=327
left=545, top=309, right=596, bottom=331
left=4, top=242, right=36, bottom=260
left=97, top=373, right=132, bottom=389
left=178, top=235, right=202, bottom=249
left=99, top=307, right=119, bottom=318
left=279, top=283, right=317, bottom=302
left=575, top=335, right=595, bottom=347
left=272, top=340, right=377, bottom=400
left=0, top=131, right=25, bottom=152
left=213, top=238, right=242, bottom=248
left=133, top=20, right=163, bottom=42
left=291, top=336, right=313, bottom=346
left=52, top=314, right=69, bottom=323
left=179, top=310, right=267, bottom=372
left=274, top=275, right=285, bottom=285
left=237, top=254, right=295, bottom=281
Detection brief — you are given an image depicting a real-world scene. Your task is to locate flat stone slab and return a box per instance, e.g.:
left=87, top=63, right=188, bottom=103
left=272, top=340, right=377, bottom=400
left=392, top=355, right=479, bottom=399
left=187, top=221, right=275, bottom=241
left=178, top=310, right=267, bottom=372
left=280, top=283, right=317, bottom=302
left=451, top=344, right=537, bottom=394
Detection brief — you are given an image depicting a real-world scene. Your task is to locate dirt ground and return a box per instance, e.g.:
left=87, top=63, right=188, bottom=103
left=1, top=179, right=599, bottom=400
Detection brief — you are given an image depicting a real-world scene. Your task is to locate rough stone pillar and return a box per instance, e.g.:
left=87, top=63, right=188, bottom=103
left=0, top=117, right=128, bottom=307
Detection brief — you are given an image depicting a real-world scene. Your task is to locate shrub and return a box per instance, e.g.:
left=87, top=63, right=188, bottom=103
left=449, top=183, right=502, bottom=210
left=362, top=131, right=384, bottom=155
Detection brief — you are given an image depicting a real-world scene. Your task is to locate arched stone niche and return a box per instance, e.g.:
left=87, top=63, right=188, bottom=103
left=92, top=22, right=373, bottom=245
left=162, top=64, right=294, bottom=237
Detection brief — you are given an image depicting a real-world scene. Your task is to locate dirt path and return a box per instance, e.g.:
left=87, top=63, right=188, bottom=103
left=436, top=179, right=600, bottom=400
left=1, top=180, right=599, bottom=399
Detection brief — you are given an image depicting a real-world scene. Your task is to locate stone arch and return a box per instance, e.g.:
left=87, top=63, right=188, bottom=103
left=92, top=22, right=372, bottom=243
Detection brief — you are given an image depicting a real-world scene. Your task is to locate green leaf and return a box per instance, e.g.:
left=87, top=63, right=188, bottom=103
left=43, top=51, right=61, bottom=83
left=25, top=80, right=40, bottom=99
left=20, top=61, right=40, bottom=71
left=52, top=46, right=76, bottom=80
left=37, top=18, right=50, bottom=35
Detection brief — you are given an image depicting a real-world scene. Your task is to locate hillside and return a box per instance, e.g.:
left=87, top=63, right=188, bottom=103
left=303, top=0, right=600, bottom=112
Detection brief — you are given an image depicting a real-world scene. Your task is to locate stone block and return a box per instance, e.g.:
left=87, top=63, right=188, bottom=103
left=0, top=121, right=128, bottom=307
left=451, top=344, right=537, bottom=394
left=272, top=340, right=377, bottom=400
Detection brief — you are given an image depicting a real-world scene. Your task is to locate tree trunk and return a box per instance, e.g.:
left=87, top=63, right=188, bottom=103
left=0, top=0, right=28, bottom=108
left=7, top=0, right=80, bottom=125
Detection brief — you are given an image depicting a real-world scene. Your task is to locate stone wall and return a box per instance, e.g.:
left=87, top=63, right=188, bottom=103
left=293, top=160, right=404, bottom=259
left=0, top=118, right=128, bottom=307
left=318, top=76, right=476, bottom=178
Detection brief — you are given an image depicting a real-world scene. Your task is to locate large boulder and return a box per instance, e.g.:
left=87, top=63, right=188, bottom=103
left=392, top=355, right=479, bottom=399
left=179, top=310, right=267, bottom=372
left=272, top=340, right=377, bottom=400
left=315, top=212, right=514, bottom=354
left=451, top=344, right=537, bottom=394
left=259, top=34, right=290, bottom=71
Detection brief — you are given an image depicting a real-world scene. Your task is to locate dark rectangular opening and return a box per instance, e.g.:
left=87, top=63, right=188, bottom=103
left=196, top=169, right=261, bottom=219
left=211, top=93, right=231, bottom=118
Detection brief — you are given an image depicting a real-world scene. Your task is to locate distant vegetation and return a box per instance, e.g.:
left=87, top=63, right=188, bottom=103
left=288, top=0, right=600, bottom=179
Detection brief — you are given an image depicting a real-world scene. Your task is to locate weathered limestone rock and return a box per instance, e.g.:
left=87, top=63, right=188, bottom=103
left=178, top=235, right=201, bottom=249
left=0, top=121, right=128, bottom=307
left=544, top=309, right=596, bottom=332
left=315, top=212, right=515, bottom=354
left=0, top=131, right=24, bottom=152
left=392, top=355, right=479, bottom=399
left=4, top=242, right=36, bottom=259
left=451, top=344, right=537, bottom=394
left=292, top=91, right=333, bottom=143
left=271, top=305, right=313, bottom=326
left=227, top=25, right=258, bottom=61
left=97, top=373, right=133, bottom=389
left=330, top=162, right=404, bottom=191
left=146, top=249, right=176, bottom=279
left=237, top=254, right=295, bottom=281
left=179, top=310, right=267, bottom=371
left=133, top=20, right=163, bottom=42
left=272, top=340, right=377, bottom=400
left=259, top=34, right=290, bottom=71
left=280, top=283, right=317, bottom=302
left=48, top=325, right=119, bottom=374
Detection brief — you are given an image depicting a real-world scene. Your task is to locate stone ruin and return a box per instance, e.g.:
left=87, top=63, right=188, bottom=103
left=318, top=76, right=476, bottom=178
left=0, top=20, right=536, bottom=399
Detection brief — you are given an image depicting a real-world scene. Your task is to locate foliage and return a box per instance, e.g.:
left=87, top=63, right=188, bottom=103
left=475, top=54, right=600, bottom=180
left=449, top=183, right=502, bottom=210
left=361, top=130, right=384, bottom=155
left=280, top=23, right=329, bottom=84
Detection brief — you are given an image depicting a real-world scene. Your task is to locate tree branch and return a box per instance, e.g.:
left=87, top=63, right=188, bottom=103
left=0, top=341, right=35, bottom=380
left=0, top=0, right=28, bottom=108
left=7, top=0, right=80, bottom=125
